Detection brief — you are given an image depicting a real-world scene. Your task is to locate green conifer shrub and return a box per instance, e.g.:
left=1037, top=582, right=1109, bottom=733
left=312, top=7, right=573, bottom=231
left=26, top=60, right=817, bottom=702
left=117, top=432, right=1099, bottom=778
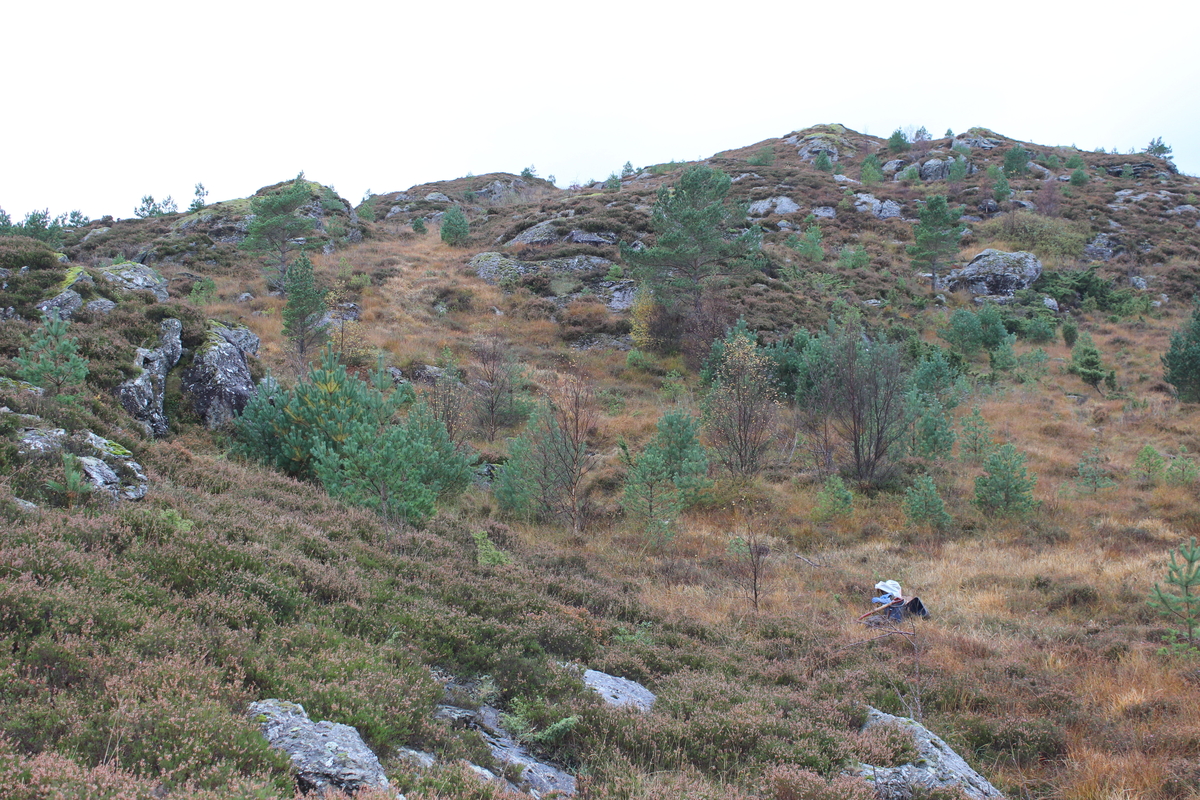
left=887, top=129, right=910, bottom=154
left=1070, top=332, right=1106, bottom=393
left=908, top=195, right=965, bottom=292
left=904, top=475, right=952, bottom=530
left=974, top=444, right=1037, bottom=517
left=959, top=406, right=995, bottom=464
left=1003, top=145, right=1030, bottom=177
left=15, top=314, right=89, bottom=396
left=1061, top=319, right=1078, bottom=348
left=281, top=254, right=327, bottom=360
left=1148, top=537, right=1200, bottom=653
left=1162, top=302, right=1200, bottom=402
left=412, top=217, right=428, bottom=234
left=813, top=474, right=853, bottom=521
left=1075, top=447, right=1116, bottom=493
left=440, top=207, right=469, bottom=246
left=1131, top=445, right=1167, bottom=488
left=860, top=154, right=883, bottom=185
left=1069, top=168, right=1089, bottom=187
left=915, top=400, right=956, bottom=460
left=813, top=151, right=833, bottom=172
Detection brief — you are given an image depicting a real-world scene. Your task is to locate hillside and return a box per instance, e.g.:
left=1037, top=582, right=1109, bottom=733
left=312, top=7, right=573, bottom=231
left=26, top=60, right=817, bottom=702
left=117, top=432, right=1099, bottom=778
left=1, top=124, right=1199, bottom=800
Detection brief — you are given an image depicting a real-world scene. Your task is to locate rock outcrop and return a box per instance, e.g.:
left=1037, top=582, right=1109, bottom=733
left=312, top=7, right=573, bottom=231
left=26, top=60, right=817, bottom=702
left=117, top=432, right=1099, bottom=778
left=583, top=669, right=655, bottom=711
left=945, top=249, right=1042, bottom=297
left=748, top=196, right=801, bottom=217
left=10, top=414, right=148, bottom=501
left=182, top=322, right=259, bottom=428
left=248, top=699, right=390, bottom=795
left=97, top=263, right=169, bottom=302
left=36, top=289, right=83, bottom=320
left=116, top=318, right=183, bottom=437
left=857, top=708, right=1005, bottom=800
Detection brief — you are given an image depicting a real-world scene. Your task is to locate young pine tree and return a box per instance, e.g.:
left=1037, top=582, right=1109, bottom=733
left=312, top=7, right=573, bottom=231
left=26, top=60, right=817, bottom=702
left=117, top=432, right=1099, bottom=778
left=959, top=406, right=995, bottom=464
left=440, top=206, right=469, bottom=246
left=860, top=154, right=883, bottom=185
left=907, top=195, right=965, bottom=292
left=1071, top=332, right=1107, bottom=394
left=915, top=400, right=956, bottom=460
left=15, top=314, right=89, bottom=396
left=904, top=475, right=952, bottom=531
left=813, top=151, right=833, bottom=172
left=1162, top=302, right=1200, bottom=402
left=813, top=474, right=853, bottom=522
left=1131, top=445, right=1167, bottom=488
left=282, top=254, right=327, bottom=361
left=1148, top=536, right=1200, bottom=652
left=1075, top=446, right=1117, bottom=493
left=974, top=444, right=1037, bottom=517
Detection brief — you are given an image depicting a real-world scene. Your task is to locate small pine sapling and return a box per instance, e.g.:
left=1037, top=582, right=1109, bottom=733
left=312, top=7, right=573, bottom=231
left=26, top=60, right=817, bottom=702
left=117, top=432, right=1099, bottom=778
left=974, top=444, right=1037, bottom=517
left=959, top=406, right=995, bottom=464
left=1131, top=445, right=1166, bottom=488
left=1148, top=536, right=1200, bottom=654
left=915, top=400, right=956, bottom=460
left=861, top=154, right=883, bottom=185
left=904, top=475, right=952, bottom=531
left=813, top=474, right=853, bottom=521
left=1070, top=332, right=1107, bottom=394
left=15, top=314, right=89, bottom=396
left=813, top=151, right=833, bottom=172
left=440, top=206, right=469, bottom=246
left=1069, top=168, right=1089, bottom=187
left=1075, top=447, right=1117, bottom=493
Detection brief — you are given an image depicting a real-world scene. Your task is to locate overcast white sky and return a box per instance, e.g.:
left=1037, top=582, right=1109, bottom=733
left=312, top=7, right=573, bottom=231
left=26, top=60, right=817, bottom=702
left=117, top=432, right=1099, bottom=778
left=4, top=1, right=1198, bottom=221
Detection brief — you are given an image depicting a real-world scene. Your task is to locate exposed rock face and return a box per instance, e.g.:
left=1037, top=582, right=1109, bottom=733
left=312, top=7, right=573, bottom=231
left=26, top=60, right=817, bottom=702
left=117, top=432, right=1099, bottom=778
left=471, top=252, right=612, bottom=284
left=506, top=220, right=561, bottom=246
left=946, top=249, right=1042, bottom=297
left=98, top=263, right=169, bottom=302
left=811, top=206, right=837, bottom=219
left=565, top=229, right=617, bottom=246
left=954, top=132, right=1001, bottom=150
left=85, top=298, right=117, bottom=315
left=424, top=192, right=452, bottom=203
left=11, top=416, right=148, bottom=501
left=36, top=289, right=83, bottom=320
left=1102, top=161, right=1172, bottom=178
left=116, top=319, right=183, bottom=437
left=748, top=196, right=801, bottom=217
left=920, top=157, right=975, bottom=182
left=248, top=699, right=390, bottom=795
left=853, top=194, right=902, bottom=220
left=857, top=708, right=1005, bottom=800
left=583, top=669, right=655, bottom=711
left=1084, top=233, right=1123, bottom=262
left=182, top=322, right=259, bottom=428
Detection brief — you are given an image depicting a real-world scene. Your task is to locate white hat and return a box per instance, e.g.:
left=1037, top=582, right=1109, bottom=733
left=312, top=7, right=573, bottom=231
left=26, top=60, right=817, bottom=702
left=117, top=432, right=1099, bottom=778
left=874, top=580, right=903, bottom=598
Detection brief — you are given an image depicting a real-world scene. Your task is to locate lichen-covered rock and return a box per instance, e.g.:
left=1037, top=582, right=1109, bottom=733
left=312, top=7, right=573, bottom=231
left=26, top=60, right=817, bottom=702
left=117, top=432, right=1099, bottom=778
left=583, top=669, right=655, bottom=711
left=471, top=252, right=612, bottom=284
left=856, top=708, right=1004, bottom=800
left=85, top=298, right=117, bottom=315
left=248, top=699, right=390, bottom=795
left=182, top=322, right=258, bottom=428
left=811, top=206, right=837, bottom=219
left=36, top=289, right=83, bottom=320
left=11, top=419, right=147, bottom=501
left=565, top=229, right=618, bottom=246
left=506, top=220, right=561, bottom=246
left=424, top=192, right=452, bottom=203
left=116, top=319, right=183, bottom=437
left=946, top=249, right=1042, bottom=297
left=748, top=196, right=800, bottom=217
left=98, top=263, right=169, bottom=302
left=1084, top=232, right=1123, bottom=262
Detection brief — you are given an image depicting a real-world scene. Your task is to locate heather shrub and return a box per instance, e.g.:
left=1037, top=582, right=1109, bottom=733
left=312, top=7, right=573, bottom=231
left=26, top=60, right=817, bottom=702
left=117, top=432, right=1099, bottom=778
left=0, top=235, right=59, bottom=271
left=766, top=765, right=875, bottom=800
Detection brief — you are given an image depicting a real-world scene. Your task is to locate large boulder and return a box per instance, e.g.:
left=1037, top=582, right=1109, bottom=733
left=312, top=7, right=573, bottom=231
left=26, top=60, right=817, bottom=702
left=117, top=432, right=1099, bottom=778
left=97, top=263, right=169, bottom=302
left=182, top=322, right=259, bottom=428
left=583, top=669, right=655, bottom=711
left=857, top=708, right=1004, bottom=800
left=116, top=318, right=183, bottom=437
left=946, top=249, right=1042, bottom=297
left=248, top=699, right=390, bottom=795
left=36, top=289, right=83, bottom=320
left=748, top=196, right=801, bottom=217
left=505, top=220, right=561, bottom=246
left=11, top=417, right=148, bottom=501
